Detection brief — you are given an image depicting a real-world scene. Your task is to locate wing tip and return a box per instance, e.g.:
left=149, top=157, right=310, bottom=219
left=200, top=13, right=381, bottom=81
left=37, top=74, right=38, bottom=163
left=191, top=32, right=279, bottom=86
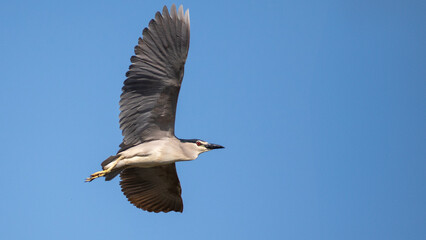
left=185, top=9, right=190, bottom=28
left=166, top=4, right=189, bottom=20
left=178, top=5, right=184, bottom=20
left=170, top=4, right=177, bottom=18
left=162, top=5, right=169, bottom=14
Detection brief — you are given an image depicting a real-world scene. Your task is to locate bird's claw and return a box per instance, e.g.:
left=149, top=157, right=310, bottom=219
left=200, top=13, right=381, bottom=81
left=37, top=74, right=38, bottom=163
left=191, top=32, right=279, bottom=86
left=85, top=170, right=109, bottom=182
left=85, top=157, right=122, bottom=182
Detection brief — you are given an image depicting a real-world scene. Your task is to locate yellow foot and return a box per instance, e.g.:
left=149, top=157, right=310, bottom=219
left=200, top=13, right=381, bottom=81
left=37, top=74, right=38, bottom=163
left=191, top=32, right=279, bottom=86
left=85, top=169, right=110, bottom=182
left=85, top=156, right=123, bottom=182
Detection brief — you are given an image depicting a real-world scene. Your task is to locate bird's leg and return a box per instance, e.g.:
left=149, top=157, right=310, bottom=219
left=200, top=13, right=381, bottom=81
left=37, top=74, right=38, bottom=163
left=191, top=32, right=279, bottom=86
left=85, top=156, right=124, bottom=182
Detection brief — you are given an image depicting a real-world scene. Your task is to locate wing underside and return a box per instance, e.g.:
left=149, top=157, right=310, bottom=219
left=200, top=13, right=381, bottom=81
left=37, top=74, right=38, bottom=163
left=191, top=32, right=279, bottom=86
left=120, top=164, right=183, bottom=213
left=119, top=4, right=190, bottom=150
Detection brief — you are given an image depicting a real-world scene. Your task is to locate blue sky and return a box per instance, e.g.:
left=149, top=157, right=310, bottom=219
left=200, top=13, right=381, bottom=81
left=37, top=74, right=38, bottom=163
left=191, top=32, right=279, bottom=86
left=0, top=0, right=425, bottom=239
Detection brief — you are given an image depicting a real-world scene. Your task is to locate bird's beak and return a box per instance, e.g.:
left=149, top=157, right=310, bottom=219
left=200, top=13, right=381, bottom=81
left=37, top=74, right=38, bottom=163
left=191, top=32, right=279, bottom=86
left=206, top=143, right=224, bottom=150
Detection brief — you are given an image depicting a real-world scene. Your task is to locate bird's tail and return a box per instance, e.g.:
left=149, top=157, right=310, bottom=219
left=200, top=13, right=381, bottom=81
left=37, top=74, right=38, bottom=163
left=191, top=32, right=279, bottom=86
left=101, top=155, right=123, bottom=181
left=101, top=155, right=117, bottom=169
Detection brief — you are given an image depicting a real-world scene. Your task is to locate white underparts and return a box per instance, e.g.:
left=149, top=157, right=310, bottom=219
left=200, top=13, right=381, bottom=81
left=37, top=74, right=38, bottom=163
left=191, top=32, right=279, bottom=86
left=105, top=137, right=205, bottom=169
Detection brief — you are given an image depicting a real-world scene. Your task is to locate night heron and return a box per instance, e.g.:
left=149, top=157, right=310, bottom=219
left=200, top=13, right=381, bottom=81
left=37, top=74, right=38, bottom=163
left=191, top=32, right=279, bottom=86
left=85, top=4, right=224, bottom=213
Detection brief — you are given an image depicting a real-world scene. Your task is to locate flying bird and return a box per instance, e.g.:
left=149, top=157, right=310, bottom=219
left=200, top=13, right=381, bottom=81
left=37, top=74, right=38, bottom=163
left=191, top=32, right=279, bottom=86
left=86, top=4, right=224, bottom=213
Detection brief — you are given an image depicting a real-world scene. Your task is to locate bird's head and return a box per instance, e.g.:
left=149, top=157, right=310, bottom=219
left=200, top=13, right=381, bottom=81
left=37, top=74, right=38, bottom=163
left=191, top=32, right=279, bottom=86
left=181, top=139, right=224, bottom=156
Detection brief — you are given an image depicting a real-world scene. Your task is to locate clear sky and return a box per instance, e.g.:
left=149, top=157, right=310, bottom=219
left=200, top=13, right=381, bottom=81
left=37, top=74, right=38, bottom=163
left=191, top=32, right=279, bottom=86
left=0, top=0, right=425, bottom=239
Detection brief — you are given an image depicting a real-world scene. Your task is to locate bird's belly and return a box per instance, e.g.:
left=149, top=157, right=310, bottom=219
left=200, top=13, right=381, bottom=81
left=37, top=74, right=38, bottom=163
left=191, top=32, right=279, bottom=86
left=120, top=154, right=177, bottom=168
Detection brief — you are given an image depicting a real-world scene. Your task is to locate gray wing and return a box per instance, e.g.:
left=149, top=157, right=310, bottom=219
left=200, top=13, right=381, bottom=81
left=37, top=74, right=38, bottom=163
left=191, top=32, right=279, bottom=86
left=119, top=4, right=190, bottom=149
left=120, top=164, right=183, bottom=213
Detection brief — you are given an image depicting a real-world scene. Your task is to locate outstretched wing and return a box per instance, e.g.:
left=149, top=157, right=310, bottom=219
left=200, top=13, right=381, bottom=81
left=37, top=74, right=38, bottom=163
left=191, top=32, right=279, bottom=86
left=119, top=4, right=190, bottom=149
left=120, top=165, right=183, bottom=213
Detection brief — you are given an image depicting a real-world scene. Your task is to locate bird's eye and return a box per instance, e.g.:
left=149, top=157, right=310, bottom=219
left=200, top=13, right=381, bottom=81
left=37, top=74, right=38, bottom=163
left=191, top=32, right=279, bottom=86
left=196, top=141, right=202, bottom=146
